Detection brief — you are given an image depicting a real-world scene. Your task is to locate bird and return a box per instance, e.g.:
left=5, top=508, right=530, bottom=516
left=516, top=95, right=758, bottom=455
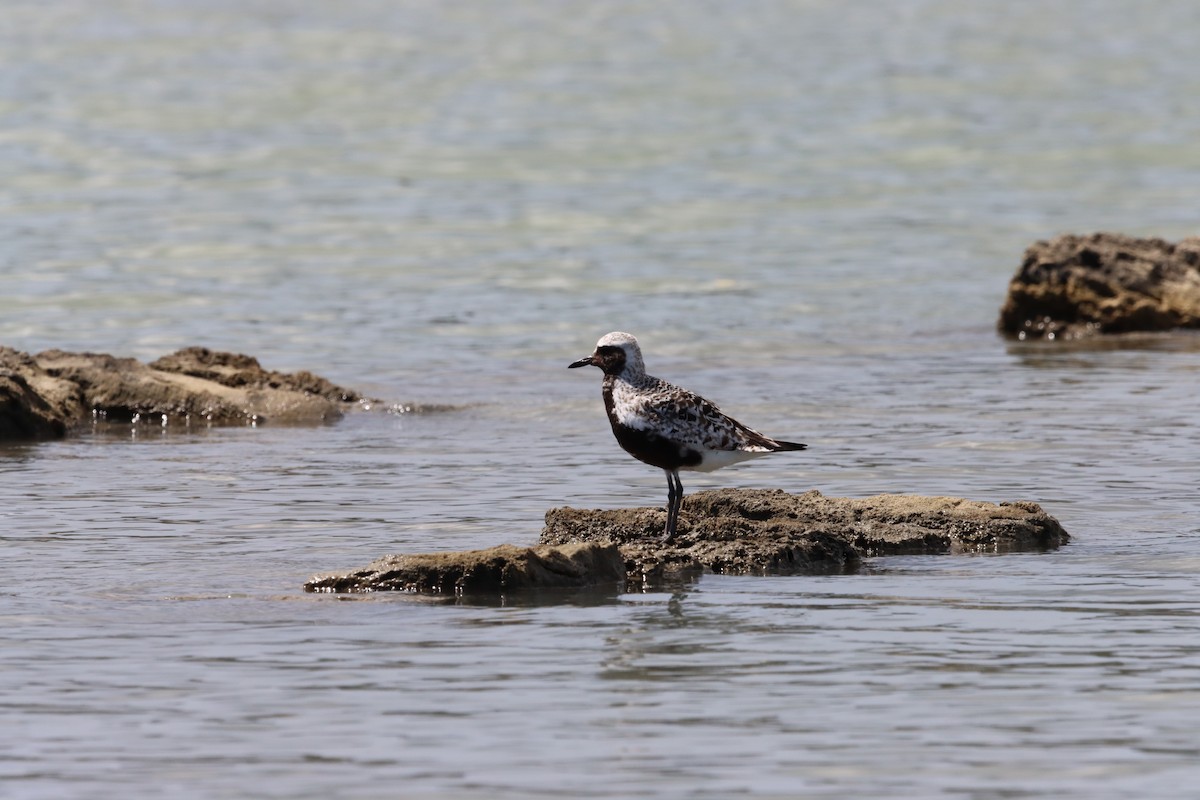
left=568, top=331, right=806, bottom=541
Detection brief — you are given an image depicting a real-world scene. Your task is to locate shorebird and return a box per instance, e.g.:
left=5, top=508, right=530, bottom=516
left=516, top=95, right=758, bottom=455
left=569, top=331, right=806, bottom=541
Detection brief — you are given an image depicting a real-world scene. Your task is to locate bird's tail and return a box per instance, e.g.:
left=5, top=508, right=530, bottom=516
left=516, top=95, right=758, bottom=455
left=742, top=426, right=808, bottom=452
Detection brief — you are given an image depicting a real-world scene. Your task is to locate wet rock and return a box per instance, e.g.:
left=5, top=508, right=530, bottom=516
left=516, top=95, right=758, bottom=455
left=0, top=345, right=366, bottom=440
left=542, top=489, right=1069, bottom=581
left=148, top=347, right=361, bottom=402
left=0, top=347, right=85, bottom=439
left=304, top=542, right=626, bottom=594
left=999, top=232, right=1200, bottom=339
left=308, top=489, right=1070, bottom=595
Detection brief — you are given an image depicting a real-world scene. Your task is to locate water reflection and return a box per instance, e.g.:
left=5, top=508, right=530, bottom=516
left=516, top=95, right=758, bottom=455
left=435, top=583, right=626, bottom=609
left=1006, top=330, right=1200, bottom=367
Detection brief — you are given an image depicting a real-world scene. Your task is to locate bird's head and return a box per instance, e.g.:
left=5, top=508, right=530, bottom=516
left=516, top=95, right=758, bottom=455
left=568, top=331, right=644, bottom=377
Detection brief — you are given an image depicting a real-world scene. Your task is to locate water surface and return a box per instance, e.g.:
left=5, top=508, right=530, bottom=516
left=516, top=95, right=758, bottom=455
left=3, top=2, right=1200, bottom=798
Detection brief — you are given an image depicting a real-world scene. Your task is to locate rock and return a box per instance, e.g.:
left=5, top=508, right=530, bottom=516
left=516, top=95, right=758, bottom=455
left=306, top=489, right=1070, bottom=595
left=999, top=232, right=1200, bottom=339
left=0, top=345, right=366, bottom=440
left=541, top=489, right=1069, bottom=581
left=304, top=541, right=626, bottom=594
left=0, top=347, right=85, bottom=439
left=148, top=347, right=361, bottom=402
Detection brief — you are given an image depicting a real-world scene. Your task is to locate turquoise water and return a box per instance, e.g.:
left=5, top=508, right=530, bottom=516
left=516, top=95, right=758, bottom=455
left=3, top=2, right=1200, bottom=797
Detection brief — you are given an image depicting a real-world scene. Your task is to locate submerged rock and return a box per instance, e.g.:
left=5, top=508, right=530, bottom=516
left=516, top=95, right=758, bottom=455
left=305, top=542, right=626, bottom=594
left=308, top=489, right=1069, bottom=595
left=0, top=345, right=366, bottom=440
left=999, top=232, right=1200, bottom=339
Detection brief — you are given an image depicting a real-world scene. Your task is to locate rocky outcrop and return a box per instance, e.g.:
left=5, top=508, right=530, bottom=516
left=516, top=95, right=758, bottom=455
left=0, top=348, right=84, bottom=439
left=0, top=345, right=365, bottom=439
left=999, top=232, right=1200, bottom=339
left=308, top=489, right=1069, bottom=594
left=305, top=542, right=626, bottom=594
left=147, top=347, right=359, bottom=402
left=542, top=489, right=1069, bottom=582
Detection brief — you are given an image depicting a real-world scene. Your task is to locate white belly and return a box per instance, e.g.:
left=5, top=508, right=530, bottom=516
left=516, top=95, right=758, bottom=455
left=683, top=448, right=770, bottom=473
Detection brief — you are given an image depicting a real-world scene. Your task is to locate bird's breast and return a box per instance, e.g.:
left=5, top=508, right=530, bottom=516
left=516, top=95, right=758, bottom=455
left=603, top=378, right=652, bottom=431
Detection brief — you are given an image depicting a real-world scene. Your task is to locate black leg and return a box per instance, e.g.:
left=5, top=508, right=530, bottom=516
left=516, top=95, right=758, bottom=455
left=664, top=470, right=683, bottom=542
left=676, top=472, right=686, bottom=542
left=667, top=472, right=676, bottom=542
left=672, top=471, right=684, bottom=540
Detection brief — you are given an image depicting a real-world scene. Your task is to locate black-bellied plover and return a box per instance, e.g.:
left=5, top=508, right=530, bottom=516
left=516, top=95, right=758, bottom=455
left=569, top=331, right=806, bottom=541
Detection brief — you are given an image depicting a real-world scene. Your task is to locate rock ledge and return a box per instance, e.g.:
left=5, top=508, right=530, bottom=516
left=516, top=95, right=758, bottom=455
left=1, top=345, right=365, bottom=439
left=543, top=488, right=1069, bottom=580
left=308, top=489, right=1069, bottom=594
left=305, top=542, right=625, bottom=594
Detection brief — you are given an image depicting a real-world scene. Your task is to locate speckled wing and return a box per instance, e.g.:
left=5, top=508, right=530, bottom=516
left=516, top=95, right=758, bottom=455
left=632, top=378, right=778, bottom=453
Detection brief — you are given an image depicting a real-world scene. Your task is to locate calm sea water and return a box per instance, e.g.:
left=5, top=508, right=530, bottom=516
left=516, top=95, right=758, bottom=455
left=3, top=2, right=1200, bottom=798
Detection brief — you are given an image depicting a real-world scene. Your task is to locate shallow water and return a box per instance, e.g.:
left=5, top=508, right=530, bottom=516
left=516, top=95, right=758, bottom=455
left=3, top=1, right=1200, bottom=797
